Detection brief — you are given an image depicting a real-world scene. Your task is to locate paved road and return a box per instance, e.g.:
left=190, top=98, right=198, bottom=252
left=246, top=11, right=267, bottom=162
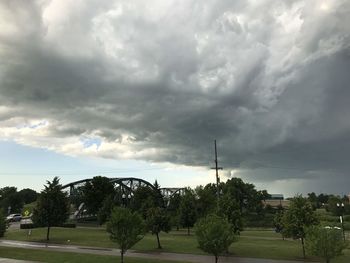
left=0, top=258, right=36, bottom=263
left=0, top=239, right=316, bottom=263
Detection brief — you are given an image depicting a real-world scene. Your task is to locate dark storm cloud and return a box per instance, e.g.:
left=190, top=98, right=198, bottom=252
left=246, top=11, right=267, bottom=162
left=1, top=0, right=350, bottom=194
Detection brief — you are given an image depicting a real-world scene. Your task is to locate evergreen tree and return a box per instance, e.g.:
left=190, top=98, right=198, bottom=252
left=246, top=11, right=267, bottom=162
left=32, top=177, right=69, bottom=241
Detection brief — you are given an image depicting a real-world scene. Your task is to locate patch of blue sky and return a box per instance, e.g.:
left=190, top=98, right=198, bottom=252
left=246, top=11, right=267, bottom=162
left=0, top=140, right=211, bottom=191
left=15, top=120, right=48, bottom=129
left=80, top=136, right=102, bottom=149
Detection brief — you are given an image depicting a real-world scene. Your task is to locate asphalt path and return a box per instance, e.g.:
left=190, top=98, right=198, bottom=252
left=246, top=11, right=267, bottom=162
left=0, top=239, right=316, bottom=263
left=0, top=259, right=37, bottom=263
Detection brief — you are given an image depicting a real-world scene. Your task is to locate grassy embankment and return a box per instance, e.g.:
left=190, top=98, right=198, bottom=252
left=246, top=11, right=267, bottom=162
left=3, top=226, right=350, bottom=262
left=0, top=247, right=188, bottom=263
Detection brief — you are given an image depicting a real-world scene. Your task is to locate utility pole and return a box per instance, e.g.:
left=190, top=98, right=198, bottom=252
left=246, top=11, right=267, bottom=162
left=211, top=140, right=223, bottom=202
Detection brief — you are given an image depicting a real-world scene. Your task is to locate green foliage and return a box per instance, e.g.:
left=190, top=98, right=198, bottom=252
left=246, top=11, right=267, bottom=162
left=131, top=186, right=163, bottom=218
left=81, top=176, right=115, bottom=215
left=146, top=207, right=171, bottom=249
left=97, top=195, right=115, bottom=225
left=222, top=178, right=267, bottom=215
left=217, top=193, right=242, bottom=234
left=282, top=195, right=319, bottom=258
left=0, top=209, right=6, bottom=237
left=195, top=184, right=216, bottom=218
left=273, top=208, right=284, bottom=236
left=244, top=213, right=275, bottom=228
left=32, top=177, right=69, bottom=241
left=0, top=186, right=23, bottom=213
left=167, top=193, right=181, bottom=229
left=195, top=214, right=235, bottom=263
left=306, top=226, right=347, bottom=263
left=107, top=207, right=146, bottom=263
left=179, top=188, right=197, bottom=235
left=18, top=188, right=38, bottom=205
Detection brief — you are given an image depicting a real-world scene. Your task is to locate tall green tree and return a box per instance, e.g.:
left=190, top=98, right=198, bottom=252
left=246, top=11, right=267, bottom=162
left=195, top=184, right=216, bottom=218
left=0, top=187, right=23, bottom=213
left=18, top=188, right=38, bottom=205
left=307, top=192, right=319, bottom=210
left=282, top=195, right=319, bottom=258
left=146, top=207, right=171, bottom=249
left=195, top=214, right=235, bottom=263
left=97, top=195, right=115, bottom=225
left=81, top=176, right=115, bottom=215
left=167, top=193, right=182, bottom=230
left=107, top=207, right=146, bottom=263
left=217, top=193, right=242, bottom=234
left=131, top=184, right=163, bottom=218
left=223, top=178, right=266, bottom=214
left=0, top=209, right=6, bottom=237
left=32, top=177, right=69, bottom=241
left=179, top=188, right=197, bottom=235
left=306, top=226, right=347, bottom=263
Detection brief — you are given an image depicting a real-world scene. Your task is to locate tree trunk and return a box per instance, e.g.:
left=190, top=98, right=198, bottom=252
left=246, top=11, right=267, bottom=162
left=301, top=237, right=305, bottom=258
left=120, top=250, right=124, bottom=263
left=156, top=232, right=162, bottom=249
left=215, top=255, right=218, bottom=263
left=187, top=227, right=190, bottom=235
left=46, top=226, right=50, bottom=241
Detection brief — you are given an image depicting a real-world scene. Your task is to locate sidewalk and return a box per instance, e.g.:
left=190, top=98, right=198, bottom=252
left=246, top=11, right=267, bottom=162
left=0, top=258, right=36, bottom=263
left=0, top=239, right=315, bottom=263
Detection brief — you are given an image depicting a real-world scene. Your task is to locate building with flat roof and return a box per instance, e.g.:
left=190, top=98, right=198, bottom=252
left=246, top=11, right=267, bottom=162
left=263, top=194, right=290, bottom=208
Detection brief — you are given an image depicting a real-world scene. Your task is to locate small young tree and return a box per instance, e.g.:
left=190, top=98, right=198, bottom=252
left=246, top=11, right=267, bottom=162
left=81, top=176, right=115, bottom=215
left=146, top=207, right=171, bottom=249
left=306, top=226, right=347, bottom=263
left=107, top=207, right=146, bottom=263
left=282, top=195, right=319, bottom=258
left=32, top=177, right=69, bottom=241
left=0, top=209, right=6, bottom=237
left=195, top=214, right=235, bottom=263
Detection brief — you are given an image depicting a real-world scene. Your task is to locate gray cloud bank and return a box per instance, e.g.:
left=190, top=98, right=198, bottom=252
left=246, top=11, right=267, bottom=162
left=1, top=0, right=350, bottom=194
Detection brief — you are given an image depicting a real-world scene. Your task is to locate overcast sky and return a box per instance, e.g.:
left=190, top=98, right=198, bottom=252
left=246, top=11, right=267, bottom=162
left=1, top=0, right=349, bottom=196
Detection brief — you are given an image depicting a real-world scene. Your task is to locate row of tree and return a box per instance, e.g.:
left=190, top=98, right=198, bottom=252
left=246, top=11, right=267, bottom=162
left=0, top=187, right=38, bottom=214
left=273, top=196, right=347, bottom=263
left=0, top=176, right=348, bottom=263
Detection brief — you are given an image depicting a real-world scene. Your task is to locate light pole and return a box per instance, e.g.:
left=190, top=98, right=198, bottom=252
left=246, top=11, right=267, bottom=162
left=337, top=202, right=346, bottom=241
left=122, top=193, right=133, bottom=207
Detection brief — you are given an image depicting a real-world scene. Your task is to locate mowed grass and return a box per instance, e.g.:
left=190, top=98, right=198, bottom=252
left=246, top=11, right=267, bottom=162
left=5, top=226, right=115, bottom=248
left=3, top=227, right=350, bottom=262
left=0, top=247, right=187, bottom=263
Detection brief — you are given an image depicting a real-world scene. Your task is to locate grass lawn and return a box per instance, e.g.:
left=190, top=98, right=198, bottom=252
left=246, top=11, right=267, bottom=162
left=0, top=247, right=187, bottom=263
left=3, top=227, right=350, bottom=262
